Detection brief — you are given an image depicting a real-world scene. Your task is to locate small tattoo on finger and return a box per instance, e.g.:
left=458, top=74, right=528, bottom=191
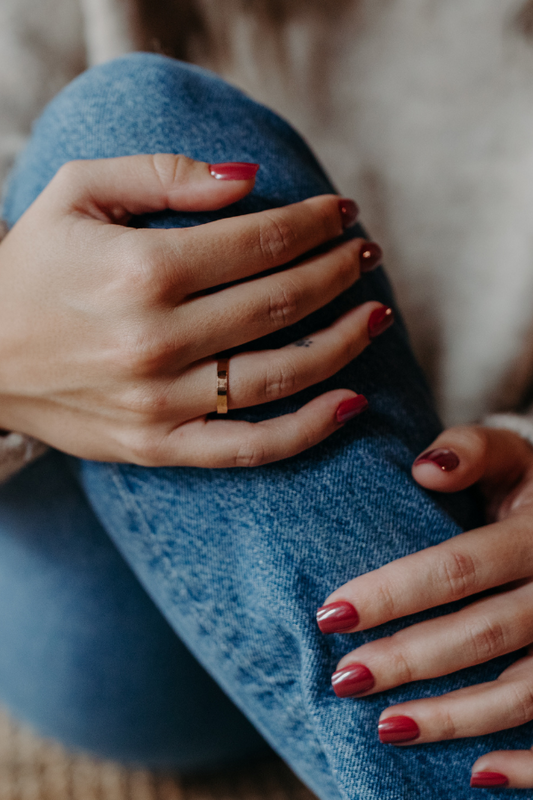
left=294, top=338, right=313, bottom=348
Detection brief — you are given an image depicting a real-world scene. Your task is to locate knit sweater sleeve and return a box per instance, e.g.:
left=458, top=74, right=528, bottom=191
left=483, top=412, right=533, bottom=449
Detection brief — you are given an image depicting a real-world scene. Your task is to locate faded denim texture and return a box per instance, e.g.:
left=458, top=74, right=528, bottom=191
left=1, top=53, right=531, bottom=799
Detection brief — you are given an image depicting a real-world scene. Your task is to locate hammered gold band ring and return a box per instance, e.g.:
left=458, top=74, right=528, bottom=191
left=216, top=359, right=229, bottom=415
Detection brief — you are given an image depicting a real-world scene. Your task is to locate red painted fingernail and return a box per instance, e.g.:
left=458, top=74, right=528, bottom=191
left=335, top=396, right=369, bottom=425
left=209, top=162, right=260, bottom=180
left=414, top=448, right=460, bottom=472
left=368, top=306, right=394, bottom=339
left=470, top=772, right=509, bottom=788
left=332, top=664, right=375, bottom=697
left=360, top=242, right=383, bottom=272
left=339, top=198, right=359, bottom=229
left=316, top=601, right=359, bottom=633
left=378, top=716, right=420, bottom=744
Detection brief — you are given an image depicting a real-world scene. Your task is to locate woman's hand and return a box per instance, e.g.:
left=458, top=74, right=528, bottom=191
left=0, top=153, right=388, bottom=467
left=318, top=424, right=533, bottom=790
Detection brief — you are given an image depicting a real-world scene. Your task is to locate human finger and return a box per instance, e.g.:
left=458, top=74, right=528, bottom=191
left=331, top=579, right=533, bottom=697
left=317, top=515, right=533, bottom=634
left=170, top=303, right=393, bottom=418
left=411, top=425, right=533, bottom=498
left=376, top=649, right=533, bottom=745
left=45, top=154, right=260, bottom=223
left=149, top=193, right=372, bottom=294
left=127, top=389, right=369, bottom=468
left=177, top=236, right=378, bottom=360
left=471, top=748, right=533, bottom=790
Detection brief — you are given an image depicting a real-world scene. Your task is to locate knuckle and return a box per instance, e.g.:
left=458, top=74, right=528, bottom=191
left=299, top=421, right=316, bottom=453
left=258, top=213, right=299, bottom=265
left=116, top=328, right=174, bottom=377
left=118, top=238, right=166, bottom=301
left=234, top=437, right=267, bottom=468
left=467, top=618, right=507, bottom=663
left=267, top=281, right=302, bottom=328
left=508, top=680, right=533, bottom=726
left=439, top=708, right=458, bottom=740
left=436, top=548, right=478, bottom=601
left=374, top=578, right=397, bottom=620
left=124, top=427, right=166, bottom=467
left=263, top=359, right=299, bottom=402
left=120, top=383, right=171, bottom=419
left=150, top=153, right=189, bottom=194
left=387, top=644, right=415, bottom=685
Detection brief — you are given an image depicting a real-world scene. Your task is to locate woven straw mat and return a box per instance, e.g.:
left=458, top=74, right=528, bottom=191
left=0, top=706, right=316, bottom=800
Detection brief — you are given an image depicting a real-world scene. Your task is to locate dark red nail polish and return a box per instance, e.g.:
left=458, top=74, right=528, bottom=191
left=414, top=448, right=460, bottom=472
left=339, top=199, right=359, bottom=229
left=378, top=716, right=420, bottom=744
left=360, top=242, right=383, bottom=272
left=209, top=162, right=260, bottom=181
left=368, top=306, right=394, bottom=339
left=316, top=601, right=359, bottom=633
left=470, top=772, right=509, bottom=789
left=332, top=664, right=375, bottom=697
left=335, top=396, right=369, bottom=425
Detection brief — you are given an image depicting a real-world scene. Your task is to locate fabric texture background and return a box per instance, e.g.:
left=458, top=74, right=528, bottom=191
left=1, top=52, right=532, bottom=800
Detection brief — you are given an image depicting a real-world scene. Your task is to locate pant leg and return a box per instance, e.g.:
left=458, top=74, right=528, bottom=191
left=0, top=450, right=268, bottom=769
left=4, top=54, right=532, bottom=799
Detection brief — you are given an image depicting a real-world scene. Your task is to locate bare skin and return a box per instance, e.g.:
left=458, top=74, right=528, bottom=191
left=323, top=425, right=533, bottom=789
left=0, top=153, right=383, bottom=468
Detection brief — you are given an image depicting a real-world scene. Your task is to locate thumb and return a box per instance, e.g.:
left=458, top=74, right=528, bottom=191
left=411, top=425, right=533, bottom=494
left=48, top=154, right=259, bottom=223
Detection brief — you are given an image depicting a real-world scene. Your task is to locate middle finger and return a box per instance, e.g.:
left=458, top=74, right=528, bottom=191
left=176, top=236, right=373, bottom=361
left=331, top=579, right=533, bottom=697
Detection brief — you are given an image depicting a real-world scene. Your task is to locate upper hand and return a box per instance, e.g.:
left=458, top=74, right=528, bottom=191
left=318, top=424, right=533, bottom=789
left=0, top=154, right=387, bottom=467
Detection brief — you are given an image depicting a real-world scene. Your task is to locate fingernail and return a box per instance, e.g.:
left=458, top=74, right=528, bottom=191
left=378, top=716, right=420, bottom=744
left=414, top=448, right=460, bottom=472
left=332, top=664, right=375, bottom=697
left=316, top=601, right=359, bottom=633
left=360, top=242, right=383, bottom=272
left=335, top=396, right=369, bottom=425
left=209, top=162, right=260, bottom=180
left=339, top=198, right=359, bottom=229
left=368, top=306, right=394, bottom=339
left=470, top=772, right=509, bottom=789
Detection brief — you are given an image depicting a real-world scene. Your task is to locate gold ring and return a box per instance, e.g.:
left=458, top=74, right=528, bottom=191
left=216, top=359, right=229, bottom=414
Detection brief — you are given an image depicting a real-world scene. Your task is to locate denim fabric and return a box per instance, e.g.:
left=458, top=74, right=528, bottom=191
left=2, top=53, right=532, bottom=798
left=0, top=450, right=267, bottom=769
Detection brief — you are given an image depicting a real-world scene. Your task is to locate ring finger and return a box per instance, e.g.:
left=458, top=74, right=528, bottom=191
left=164, top=302, right=393, bottom=420
left=376, top=647, right=533, bottom=745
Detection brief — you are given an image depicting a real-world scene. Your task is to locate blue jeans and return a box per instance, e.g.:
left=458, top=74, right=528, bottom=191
left=1, top=53, right=532, bottom=799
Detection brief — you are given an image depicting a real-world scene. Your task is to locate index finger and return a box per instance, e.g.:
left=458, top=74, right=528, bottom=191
left=317, top=517, right=533, bottom=633
left=148, top=194, right=364, bottom=294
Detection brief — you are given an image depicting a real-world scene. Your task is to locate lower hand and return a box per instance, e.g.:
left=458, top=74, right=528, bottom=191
left=0, top=154, right=388, bottom=467
left=318, top=424, right=533, bottom=789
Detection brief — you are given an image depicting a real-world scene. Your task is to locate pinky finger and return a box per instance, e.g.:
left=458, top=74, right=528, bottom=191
left=154, top=389, right=368, bottom=468
left=471, top=750, right=533, bottom=790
